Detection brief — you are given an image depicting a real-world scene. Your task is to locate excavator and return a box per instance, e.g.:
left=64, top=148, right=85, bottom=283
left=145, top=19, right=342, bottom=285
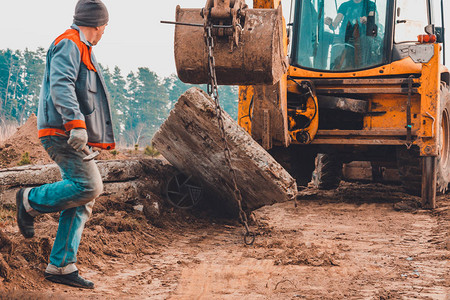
left=172, top=0, right=448, bottom=209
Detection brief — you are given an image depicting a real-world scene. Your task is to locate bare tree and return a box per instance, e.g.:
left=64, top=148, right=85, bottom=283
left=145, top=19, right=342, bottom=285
left=131, top=122, right=147, bottom=147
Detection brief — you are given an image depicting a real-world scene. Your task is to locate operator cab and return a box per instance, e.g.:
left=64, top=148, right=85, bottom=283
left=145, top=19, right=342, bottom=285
left=393, top=0, right=445, bottom=62
left=289, top=0, right=445, bottom=72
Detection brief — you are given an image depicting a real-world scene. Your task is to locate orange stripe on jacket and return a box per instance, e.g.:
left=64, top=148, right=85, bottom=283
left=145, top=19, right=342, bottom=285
left=38, top=128, right=67, bottom=138
left=64, top=120, right=87, bottom=131
left=87, top=142, right=115, bottom=150
left=39, top=129, right=115, bottom=150
left=54, top=29, right=97, bottom=72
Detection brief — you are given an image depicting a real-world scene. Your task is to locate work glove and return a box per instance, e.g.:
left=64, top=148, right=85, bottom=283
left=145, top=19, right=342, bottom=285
left=67, top=128, right=88, bottom=152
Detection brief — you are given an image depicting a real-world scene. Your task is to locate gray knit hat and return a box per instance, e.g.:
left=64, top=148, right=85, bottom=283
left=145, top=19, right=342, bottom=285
left=73, top=0, right=109, bottom=27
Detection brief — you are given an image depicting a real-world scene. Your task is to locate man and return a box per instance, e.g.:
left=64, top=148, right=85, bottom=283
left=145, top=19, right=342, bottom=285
left=15, top=0, right=114, bottom=289
left=324, top=0, right=376, bottom=33
left=324, top=0, right=377, bottom=69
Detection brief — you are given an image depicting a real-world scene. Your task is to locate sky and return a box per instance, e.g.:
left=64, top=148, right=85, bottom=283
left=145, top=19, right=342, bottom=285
left=0, top=0, right=204, bottom=77
left=0, top=0, right=449, bottom=78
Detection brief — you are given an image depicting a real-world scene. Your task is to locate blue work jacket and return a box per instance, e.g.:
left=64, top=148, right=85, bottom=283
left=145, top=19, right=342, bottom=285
left=37, top=24, right=115, bottom=150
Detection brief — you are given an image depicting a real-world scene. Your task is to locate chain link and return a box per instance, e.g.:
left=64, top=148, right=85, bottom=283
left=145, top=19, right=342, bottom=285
left=204, top=24, right=255, bottom=246
left=405, top=75, right=414, bottom=149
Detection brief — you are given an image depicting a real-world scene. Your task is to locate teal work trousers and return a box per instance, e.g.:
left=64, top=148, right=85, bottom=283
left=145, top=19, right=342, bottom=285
left=27, top=136, right=103, bottom=268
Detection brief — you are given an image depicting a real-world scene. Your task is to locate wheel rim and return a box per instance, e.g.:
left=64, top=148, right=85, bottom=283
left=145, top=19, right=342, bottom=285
left=164, top=173, right=203, bottom=209
left=441, top=108, right=450, bottom=167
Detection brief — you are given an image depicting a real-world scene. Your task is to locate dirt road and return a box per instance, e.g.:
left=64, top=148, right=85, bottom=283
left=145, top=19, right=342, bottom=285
left=1, top=181, right=449, bottom=299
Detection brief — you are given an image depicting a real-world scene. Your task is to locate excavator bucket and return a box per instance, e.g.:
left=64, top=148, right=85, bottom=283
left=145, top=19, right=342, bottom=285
left=174, top=5, right=287, bottom=86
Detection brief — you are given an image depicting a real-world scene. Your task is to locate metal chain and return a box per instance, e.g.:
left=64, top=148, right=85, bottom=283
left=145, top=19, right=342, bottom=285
left=405, top=75, right=414, bottom=149
left=205, top=23, right=255, bottom=246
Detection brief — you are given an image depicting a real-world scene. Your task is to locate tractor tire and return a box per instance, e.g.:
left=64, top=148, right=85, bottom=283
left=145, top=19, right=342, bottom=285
left=397, top=85, right=450, bottom=196
left=436, top=86, right=450, bottom=192
left=311, top=153, right=343, bottom=190
left=268, top=145, right=317, bottom=188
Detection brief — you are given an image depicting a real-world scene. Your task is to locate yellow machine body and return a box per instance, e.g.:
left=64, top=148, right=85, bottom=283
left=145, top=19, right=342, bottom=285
left=172, top=0, right=449, bottom=208
left=236, top=0, right=449, bottom=208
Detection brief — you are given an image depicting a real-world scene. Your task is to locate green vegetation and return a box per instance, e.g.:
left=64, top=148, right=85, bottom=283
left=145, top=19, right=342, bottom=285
left=17, top=152, right=31, bottom=166
left=144, top=145, right=160, bottom=157
left=0, top=204, right=15, bottom=224
left=0, top=48, right=238, bottom=147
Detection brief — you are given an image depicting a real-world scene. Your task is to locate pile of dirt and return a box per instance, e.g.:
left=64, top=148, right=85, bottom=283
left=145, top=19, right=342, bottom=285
left=0, top=188, right=190, bottom=293
left=0, top=114, right=128, bottom=168
left=0, top=114, right=52, bottom=168
left=95, top=149, right=128, bottom=161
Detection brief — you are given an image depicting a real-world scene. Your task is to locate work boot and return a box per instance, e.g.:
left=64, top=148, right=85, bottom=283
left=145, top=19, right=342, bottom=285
left=44, top=270, right=94, bottom=289
left=16, top=188, right=35, bottom=238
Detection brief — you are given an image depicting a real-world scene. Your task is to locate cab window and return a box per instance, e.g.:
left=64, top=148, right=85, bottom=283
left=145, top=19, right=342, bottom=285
left=395, top=0, right=429, bottom=43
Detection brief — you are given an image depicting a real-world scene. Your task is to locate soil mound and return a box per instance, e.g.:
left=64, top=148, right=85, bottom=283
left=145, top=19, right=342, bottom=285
left=0, top=189, right=180, bottom=293
left=0, top=114, right=127, bottom=168
left=0, top=114, right=52, bottom=168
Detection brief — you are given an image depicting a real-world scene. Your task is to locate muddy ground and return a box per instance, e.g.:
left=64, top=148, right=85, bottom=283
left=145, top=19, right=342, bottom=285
left=0, top=116, right=449, bottom=299
left=0, top=179, right=449, bottom=299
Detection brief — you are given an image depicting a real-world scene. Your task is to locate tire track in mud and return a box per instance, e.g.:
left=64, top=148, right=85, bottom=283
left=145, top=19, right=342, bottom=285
left=167, top=184, right=450, bottom=299
left=250, top=185, right=450, bottom=299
